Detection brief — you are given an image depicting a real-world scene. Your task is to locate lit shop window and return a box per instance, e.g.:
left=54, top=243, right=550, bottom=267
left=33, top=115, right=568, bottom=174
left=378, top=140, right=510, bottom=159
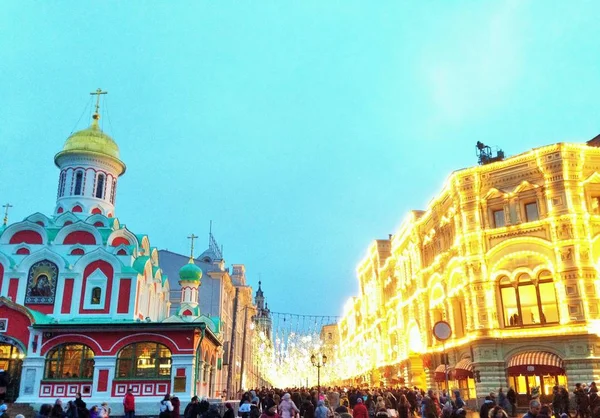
left=44, top=344, right=94, bottom=379
left=499, top=272, right=559, bottom=328
left=115, top=342, right=172, bottom=379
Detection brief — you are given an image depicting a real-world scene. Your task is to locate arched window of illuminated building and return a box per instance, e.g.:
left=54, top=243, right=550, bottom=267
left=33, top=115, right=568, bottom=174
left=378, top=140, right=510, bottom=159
left=499, top=271, right=559, bottom=328
left=44, top=344, right=95, bottom=380
left=450, top=294, right=466, bottom=338
left=429, top=283, right=446, bottom=341
left=115, top=342, right=171, bottom=379
left=73, top=171, right=84, bottom=196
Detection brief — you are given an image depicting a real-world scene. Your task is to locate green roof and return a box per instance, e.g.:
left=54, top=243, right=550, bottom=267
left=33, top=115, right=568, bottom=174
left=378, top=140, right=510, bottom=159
left=132, top=256, right=150, bottom=274
left=27, top=308, right=53, bottom=325
left=179, top=262, right=202, bottom=282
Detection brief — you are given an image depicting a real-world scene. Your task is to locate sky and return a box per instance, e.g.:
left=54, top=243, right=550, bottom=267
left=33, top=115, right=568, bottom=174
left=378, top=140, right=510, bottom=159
left=1, top=1, right=600, bottom=318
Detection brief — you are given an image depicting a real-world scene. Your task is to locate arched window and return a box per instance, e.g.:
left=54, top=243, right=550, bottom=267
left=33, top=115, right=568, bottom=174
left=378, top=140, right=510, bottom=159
left=58, top=171, right=67, bottom=197
left=499, top=271, right=559, bottom=327
left=95, top=174, right=105, bottom=199
left=74, top=171, right=84, bottom=196
left=91, top=287, right=102, bottom=305
left=451, top=296, right=466, bottom=338
left=44, top=344, right=94, bottom=380
left=116, top=342, right=171, bottom=379
left=110, top=179, right=116, bottom=204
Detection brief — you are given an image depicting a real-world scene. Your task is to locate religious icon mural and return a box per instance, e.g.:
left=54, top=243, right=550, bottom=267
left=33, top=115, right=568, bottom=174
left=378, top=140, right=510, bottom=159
left=25, top=260, right=58, bottom=304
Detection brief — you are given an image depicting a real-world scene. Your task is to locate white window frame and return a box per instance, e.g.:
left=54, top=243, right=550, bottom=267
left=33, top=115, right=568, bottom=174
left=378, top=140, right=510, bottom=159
left=83, top=269, right=108, bottom=310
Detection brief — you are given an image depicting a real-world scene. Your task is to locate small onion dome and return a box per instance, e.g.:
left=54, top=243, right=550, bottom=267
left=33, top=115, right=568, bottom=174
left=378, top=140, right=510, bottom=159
left=179, top=261, right=202, bottom=282
left=54, top=118, right=126, bottom=173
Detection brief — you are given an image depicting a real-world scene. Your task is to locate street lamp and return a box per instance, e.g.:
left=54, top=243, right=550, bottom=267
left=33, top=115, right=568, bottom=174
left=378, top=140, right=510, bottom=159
left=311, top=353, right=327, bottom=399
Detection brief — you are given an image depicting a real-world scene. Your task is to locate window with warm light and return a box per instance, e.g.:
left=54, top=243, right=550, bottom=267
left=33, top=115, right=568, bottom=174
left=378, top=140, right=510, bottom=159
left=499, top=271, right=559, bottom=328
left=90, top=287, right=102, bottom=305
left=44, top=344, right=94, bottom=379
left=116, top=342, right=171, bottom=379
left=591, top=196, right=600, bottom=214
left=0, top=344, right=25, bottom=375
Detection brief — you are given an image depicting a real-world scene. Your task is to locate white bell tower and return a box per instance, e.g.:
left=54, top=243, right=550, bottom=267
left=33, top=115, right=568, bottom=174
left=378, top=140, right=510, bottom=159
left=54, top=89, right=126, bottom=218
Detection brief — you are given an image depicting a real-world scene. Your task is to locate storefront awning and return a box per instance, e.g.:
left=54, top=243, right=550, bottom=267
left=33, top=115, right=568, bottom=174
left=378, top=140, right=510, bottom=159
left=507, top=351, right=565, bottom=375
left=434, top=364, right=450, bottom=382
left=454, top=358, right=474, bottom=379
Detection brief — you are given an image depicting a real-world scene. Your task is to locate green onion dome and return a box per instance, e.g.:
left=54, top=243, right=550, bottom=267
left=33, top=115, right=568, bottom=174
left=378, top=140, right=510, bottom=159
left=179, top=261, right=202, bottom=282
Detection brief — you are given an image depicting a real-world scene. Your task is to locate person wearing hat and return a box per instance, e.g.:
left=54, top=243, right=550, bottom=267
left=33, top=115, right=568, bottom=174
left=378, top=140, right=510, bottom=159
left=352, top=398, right=368, bottom=418
left=479, top=395, right=495, bottom=418
left=522, top=400, right=541, bottom=418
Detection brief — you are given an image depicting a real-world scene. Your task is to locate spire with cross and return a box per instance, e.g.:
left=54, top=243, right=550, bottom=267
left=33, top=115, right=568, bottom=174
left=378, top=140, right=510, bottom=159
left=187, top=233, right=198, bottom=263
left=2, top=203, right=13, bottom=226
left=90, top=88, right=107, bottom=121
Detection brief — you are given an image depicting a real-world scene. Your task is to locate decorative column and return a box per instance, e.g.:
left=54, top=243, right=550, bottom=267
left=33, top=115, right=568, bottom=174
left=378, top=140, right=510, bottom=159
left=91, top=356, right=116, bottom=399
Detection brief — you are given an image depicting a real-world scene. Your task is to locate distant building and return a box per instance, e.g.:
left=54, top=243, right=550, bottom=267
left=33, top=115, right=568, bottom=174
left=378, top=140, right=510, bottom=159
left=253, top=281, right=272, bottom=340
left=160, top=247, right=272, bottom=395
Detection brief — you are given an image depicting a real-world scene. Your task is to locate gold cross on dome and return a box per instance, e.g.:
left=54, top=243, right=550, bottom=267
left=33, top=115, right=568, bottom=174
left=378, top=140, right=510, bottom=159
left=90, top=88, right=108, bottom=118
left=187, top=233, right=199, bottom=261
left=2, top=203, right=13, bottom=226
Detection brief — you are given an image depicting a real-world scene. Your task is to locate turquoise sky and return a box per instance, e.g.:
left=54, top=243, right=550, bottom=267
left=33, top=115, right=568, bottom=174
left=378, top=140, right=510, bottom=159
left=2, top=1, right=600, bottom=317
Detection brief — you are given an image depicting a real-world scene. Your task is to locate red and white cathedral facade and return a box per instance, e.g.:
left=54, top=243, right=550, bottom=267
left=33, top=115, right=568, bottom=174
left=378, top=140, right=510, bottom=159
left=0, top=109, right=222, bottom=411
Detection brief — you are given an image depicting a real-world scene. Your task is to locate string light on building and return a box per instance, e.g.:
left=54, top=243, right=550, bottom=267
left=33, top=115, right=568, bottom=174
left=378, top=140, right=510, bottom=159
left=336, top=137, right=600, bottom=402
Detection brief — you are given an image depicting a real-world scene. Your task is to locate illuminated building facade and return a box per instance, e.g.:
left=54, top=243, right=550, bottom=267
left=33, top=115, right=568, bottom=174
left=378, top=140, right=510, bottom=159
left=338, top=139, right=600, bottom=405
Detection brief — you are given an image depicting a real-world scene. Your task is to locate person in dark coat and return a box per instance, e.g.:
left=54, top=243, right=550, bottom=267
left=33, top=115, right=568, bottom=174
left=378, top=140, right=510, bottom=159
left=479, top=395, right=495, bottom=418
left=575, top=383, right=590, bottom=418
left=171, top=397, right=181, bottom=418
left=184, top=397, right=201, bottom=418
left=66, top=401, right=79, bottom=418
left=0, top=371, right=7, bottom=403
left=301, top=396, right=315, bottom=418
left=198, top=400, right=210, bottom=418
left=51, top=400, right=66, bottom=418
left=223, top=403, right=235, bottom=418
left=506, top=388, right=517, bottom=418
left=202, top=404, right=222, bottom=418
left=74, top=393, right=89, bottom=418
left=250, top=402, right=261, bottom=418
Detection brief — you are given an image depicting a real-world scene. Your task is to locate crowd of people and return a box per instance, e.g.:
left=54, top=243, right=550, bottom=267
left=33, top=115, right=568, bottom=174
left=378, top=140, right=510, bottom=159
left=30, top=391, right=112, bottom=418
left=21, top=382, right=600, bottom=418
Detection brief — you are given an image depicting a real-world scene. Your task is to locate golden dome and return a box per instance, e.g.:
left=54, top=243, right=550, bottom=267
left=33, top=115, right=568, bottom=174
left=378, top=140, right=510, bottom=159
left=54, top=117, right=126, bottom=173
left=62, top=119, right=119, bottom=159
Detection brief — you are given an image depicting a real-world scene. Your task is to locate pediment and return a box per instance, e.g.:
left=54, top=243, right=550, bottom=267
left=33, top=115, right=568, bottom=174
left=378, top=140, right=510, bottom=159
left=583, top=172, right=600, bottom=185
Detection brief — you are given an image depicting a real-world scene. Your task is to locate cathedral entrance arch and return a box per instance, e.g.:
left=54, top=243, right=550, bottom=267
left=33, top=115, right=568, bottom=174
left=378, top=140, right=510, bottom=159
left=0, top=338, right=25, bottom=402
